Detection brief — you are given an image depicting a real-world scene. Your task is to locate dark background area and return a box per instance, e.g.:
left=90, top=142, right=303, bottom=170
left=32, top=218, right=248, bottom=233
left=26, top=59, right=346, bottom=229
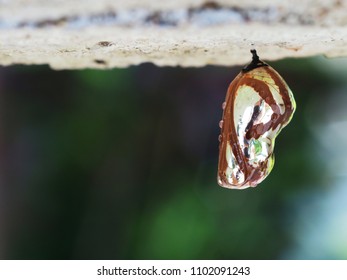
left=0, top=57, right=346, bottom=259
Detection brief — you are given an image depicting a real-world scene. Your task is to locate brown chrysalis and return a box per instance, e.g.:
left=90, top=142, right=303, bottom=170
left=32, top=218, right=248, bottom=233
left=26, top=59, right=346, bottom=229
left=217, top=50, right=296, bottom=189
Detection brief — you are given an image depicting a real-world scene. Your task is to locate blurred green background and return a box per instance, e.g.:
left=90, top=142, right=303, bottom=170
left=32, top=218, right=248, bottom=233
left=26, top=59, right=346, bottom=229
left=0, top=56, right=346, bottom=259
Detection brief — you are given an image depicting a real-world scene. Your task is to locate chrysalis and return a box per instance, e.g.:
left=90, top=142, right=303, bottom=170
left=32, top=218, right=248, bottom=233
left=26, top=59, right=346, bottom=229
left=218, top=50, right=296, bottom=189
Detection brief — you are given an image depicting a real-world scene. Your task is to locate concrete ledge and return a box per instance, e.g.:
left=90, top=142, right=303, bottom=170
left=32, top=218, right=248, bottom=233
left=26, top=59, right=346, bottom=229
left=0, top=0, right=346, bottom=69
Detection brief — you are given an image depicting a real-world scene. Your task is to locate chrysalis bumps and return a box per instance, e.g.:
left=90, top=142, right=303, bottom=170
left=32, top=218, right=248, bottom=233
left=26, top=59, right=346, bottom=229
left=218, top=50, right=296, bottom=189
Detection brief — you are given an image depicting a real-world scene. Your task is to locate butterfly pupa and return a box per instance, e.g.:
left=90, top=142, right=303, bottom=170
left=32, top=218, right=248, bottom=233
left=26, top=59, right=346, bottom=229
left=217, top=50, right=296, bottom=189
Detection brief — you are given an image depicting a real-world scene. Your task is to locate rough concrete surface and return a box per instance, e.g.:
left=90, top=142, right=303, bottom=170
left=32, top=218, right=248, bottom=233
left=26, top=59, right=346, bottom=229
left=0, top=0, right=346, bottom=69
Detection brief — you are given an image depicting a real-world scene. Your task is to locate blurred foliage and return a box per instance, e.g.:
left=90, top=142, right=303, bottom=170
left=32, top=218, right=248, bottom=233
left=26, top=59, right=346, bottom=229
left=0, top=56, right=345, bottom=259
